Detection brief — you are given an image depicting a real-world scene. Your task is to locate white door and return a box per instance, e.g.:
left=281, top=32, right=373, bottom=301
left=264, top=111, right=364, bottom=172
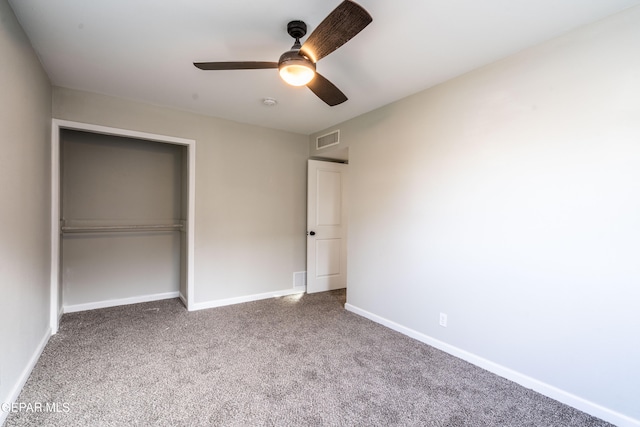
left=307, top=160, right=348, bottom=294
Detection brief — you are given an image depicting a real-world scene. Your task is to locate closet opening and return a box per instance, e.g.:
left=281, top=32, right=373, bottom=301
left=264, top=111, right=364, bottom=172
left=50, top=120, right=196, bottom=334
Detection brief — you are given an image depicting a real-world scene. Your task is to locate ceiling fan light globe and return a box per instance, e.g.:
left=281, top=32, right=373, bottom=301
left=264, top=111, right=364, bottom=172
left=279, top=64, right=315, bottom=86
left=278, top=51, right=316, bottom=86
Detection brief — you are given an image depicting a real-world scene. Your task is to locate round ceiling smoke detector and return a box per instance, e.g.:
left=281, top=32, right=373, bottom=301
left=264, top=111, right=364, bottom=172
left=263, top=98, right=277, bottom=107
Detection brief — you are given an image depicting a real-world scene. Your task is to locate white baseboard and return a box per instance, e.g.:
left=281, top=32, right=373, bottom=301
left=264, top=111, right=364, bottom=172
left=63, top=291, right=181, bottom=314
left=345, top=303, right=640, bottom=427
left=179, top=292, right=187, bottom=308
left=0, top=327, right=51, bottom=426
left=191, top=288, right=305, bottom=311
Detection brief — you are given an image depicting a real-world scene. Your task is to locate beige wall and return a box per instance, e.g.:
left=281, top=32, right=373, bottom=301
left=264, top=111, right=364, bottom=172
left=0, top=0, right=52, bottom=416
left=53, top=87, right=309, bottom=304
left=311, top=6, right=640, bottom=423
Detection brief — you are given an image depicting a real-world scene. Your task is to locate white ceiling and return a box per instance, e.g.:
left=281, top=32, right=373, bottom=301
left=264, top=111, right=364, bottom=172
left=8, top=0, right=640, bottom=135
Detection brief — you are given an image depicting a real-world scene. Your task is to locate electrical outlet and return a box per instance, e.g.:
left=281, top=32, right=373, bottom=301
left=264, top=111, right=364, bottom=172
left=439, top=312, right=448, bottom=327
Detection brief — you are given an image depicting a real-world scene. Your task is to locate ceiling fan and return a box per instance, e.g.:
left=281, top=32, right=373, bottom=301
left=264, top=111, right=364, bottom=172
left=194, top=0, right=372, bottom=106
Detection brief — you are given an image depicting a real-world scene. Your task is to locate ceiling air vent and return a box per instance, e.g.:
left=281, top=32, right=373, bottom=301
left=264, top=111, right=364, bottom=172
left=316, top=130, right=340, bottom=150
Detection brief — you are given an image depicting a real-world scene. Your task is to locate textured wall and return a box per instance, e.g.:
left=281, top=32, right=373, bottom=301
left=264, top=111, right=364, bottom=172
left=53, top=87, right=309, bottom=304
left=0, top=0, right=52, bottom=417
left=311, top=6, right=640, bottom=424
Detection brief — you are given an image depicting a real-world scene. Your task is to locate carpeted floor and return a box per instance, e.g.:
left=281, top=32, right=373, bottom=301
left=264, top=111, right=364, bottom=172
left=5, top=290, right=613, bottom=426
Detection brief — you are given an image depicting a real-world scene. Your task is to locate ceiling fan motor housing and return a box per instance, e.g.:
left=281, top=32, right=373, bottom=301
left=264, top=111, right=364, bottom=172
left=278, top=49, right=315, bottom=69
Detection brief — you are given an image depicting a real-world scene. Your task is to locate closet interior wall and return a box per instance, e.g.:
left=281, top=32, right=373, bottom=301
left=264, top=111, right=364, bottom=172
left=60, top=129, right=187, bottom=310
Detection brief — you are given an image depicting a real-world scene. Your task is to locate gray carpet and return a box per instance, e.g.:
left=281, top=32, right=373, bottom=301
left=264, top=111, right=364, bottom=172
left=5, top=290, right=613, bottom=426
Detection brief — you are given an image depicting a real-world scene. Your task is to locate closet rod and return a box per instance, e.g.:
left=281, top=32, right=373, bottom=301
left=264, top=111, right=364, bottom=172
left=61, top=224, right=184, bottom=234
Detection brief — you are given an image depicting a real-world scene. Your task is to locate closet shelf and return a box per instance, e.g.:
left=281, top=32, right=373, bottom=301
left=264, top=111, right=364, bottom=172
left=61, top=224, right=184, bottom=234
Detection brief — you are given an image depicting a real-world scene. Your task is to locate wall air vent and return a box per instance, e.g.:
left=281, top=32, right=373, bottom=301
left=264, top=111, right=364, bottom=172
left=293, top=271, right=307, bottom=289
left=316, top=130, right=340, bottom=150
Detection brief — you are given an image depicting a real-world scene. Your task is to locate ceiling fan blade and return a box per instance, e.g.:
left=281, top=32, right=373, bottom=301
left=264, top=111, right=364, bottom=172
left=307, top=72, right=348, bottom=106
left=300, top=0, right=372, bottom=63
left=194, top=61, right=278, bottom=70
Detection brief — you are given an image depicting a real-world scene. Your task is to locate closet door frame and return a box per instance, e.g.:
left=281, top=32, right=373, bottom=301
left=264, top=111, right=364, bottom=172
left=50, top=119, right=196, bottom=334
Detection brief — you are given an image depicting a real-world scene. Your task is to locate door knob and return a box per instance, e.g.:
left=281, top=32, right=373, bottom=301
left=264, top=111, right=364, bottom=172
left=309, top=231, right=316, bottom=236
